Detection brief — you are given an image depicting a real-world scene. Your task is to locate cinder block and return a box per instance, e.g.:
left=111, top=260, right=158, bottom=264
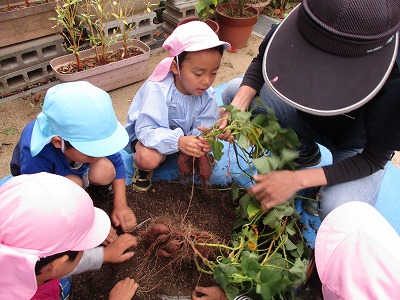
left=0, top=34, right=66, bottom=77
left=166, top=0, right=197, bottom=6
left=102, top=11, right=158, bottom=46
left=0, top=61, right=54, bottom=97
left=164, top=2, right=197, bottom=20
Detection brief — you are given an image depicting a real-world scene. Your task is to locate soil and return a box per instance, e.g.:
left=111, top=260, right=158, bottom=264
left=73, top=181, right=239, bottom=300
left=56, top=47, right=145, bottom=74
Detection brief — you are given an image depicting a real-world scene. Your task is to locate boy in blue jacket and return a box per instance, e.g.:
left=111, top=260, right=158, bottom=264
left=10, top=81, right=137, bottom=233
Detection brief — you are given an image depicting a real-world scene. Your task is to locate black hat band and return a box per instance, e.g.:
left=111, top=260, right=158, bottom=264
left=297, top=5, right=395, bottom=57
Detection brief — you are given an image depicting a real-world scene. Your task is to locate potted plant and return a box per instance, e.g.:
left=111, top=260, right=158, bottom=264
left=0, top=0, right=58, bottom=47
left=196, top=0, right=259, bottom=49
left=49, top=0, right=151, bottom=91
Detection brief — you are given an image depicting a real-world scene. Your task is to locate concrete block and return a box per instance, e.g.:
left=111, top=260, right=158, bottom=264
left=102, top=11, right=158, bottom=46
left=0, top=61, right=54, bottom=97
left=0, top=34, right=66, bottom=77
left=164, top=2, right=197, bottom=19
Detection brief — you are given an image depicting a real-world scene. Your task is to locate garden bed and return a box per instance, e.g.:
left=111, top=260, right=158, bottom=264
left=73, top=181, right=239, bottom=299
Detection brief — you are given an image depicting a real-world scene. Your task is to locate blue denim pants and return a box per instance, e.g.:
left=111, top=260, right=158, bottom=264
left=222, top=78, right=386, bottom=220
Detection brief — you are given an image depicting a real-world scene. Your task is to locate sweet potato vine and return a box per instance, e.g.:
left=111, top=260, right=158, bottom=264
left=192, top=104, right=310, bottom=300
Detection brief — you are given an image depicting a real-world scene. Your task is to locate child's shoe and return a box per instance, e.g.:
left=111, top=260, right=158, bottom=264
left=132, top=166, right=153, bottom=192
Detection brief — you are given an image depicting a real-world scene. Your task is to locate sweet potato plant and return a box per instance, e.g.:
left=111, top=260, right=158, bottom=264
left=193, top=104, right=310, bottom=299
left=143, top=104, right=310, bottom=299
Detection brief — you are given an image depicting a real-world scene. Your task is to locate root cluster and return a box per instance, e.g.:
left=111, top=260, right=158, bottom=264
left=141, top=216, right=228, bottom=266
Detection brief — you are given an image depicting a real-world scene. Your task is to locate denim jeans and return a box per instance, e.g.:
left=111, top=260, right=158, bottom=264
left=222, top=78, right=386, bottom=220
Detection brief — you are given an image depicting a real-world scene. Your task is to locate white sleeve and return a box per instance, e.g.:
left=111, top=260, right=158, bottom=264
left=65, top=247, right=104, bottom=276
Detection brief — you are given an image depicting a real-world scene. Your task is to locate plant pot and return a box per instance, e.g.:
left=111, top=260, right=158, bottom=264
left=0, top=1, right=58, bottom=47
left=215, top=4, right=259, bottom=49
left=177, top=17, right=220, bottom=35
left=50, top=40, right=151, bottom=92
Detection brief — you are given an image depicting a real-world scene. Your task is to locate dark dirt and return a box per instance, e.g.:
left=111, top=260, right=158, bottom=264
left=72, top=181, right=239, bottom=300
left=56, top=47, right=145, bottom=74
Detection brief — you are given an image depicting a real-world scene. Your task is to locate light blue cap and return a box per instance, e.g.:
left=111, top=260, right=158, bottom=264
left=30, top=81, right=128, bottom=157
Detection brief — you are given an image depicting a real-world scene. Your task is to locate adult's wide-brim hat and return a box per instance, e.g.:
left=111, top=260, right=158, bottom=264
left=263, top=0, right=400, bottom=116
left=30, top=81, right=129, bottom=157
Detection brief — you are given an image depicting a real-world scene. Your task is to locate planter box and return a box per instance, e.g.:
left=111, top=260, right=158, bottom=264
left=50, top=40, right=151, bottom=91
left=0, top=1, right=58, bottom=47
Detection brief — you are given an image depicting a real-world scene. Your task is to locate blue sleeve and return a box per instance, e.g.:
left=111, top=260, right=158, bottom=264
left=107, top=152, right=126, bottom=180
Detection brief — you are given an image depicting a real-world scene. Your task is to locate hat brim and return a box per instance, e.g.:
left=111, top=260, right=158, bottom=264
left=70, top=207, right=111, bottom=251
left=70, top=121, right=129, bottom=157
left=263, top=4, right=398, bottom=116
left=185, top=40, right=231, bottom=52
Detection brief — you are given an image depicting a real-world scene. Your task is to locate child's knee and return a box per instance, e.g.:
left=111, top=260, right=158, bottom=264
left=65, top=174, right=84, bottom=188
left=88, top=158, right=115, bottom=185
left=134, top=151, right=164, bottom=170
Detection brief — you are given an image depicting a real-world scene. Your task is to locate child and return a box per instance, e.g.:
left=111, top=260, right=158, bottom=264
left=0, top=172, right=138, bottom=299
left=125, top=21, right=230, bottom=192
left=10, top=81, right=137, bottom=233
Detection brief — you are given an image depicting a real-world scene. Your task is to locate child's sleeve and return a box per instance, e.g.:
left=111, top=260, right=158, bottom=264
left=65, top=247, right=104, bottom=276
left=134, top=80, right=185, bottom=155
left=107, top=152, right=126, bottom=179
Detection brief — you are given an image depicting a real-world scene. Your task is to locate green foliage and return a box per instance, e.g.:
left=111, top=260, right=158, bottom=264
left=194, top=105, right=309, bottom=299
left=50, top=0, right=84, bottom=69
left=50, top=0, right=153, bottom=66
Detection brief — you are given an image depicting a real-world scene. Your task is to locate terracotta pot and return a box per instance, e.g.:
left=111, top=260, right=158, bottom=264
left=0, top=1, right=58, bottom=47
left=215, top=4, right=259, bottom=49
left=50, top=40, right=150, bottom=91
left=177, top=17, right=220, bottom=35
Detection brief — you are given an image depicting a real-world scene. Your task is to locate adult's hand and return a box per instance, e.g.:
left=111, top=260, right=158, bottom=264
left=250, top=168, right=327, bottom=210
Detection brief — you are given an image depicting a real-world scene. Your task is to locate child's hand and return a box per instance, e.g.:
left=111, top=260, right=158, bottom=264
left=178, top=136, right=208, bottom=157
left=102, top=227, right=118, bottom=246
left=103, top=233, right=137, bottom=263
left=191, top=286, right=228, bottom=300
left=108, top=277, right=138, bottom=300
left=111, top=204, right=137, bottom=233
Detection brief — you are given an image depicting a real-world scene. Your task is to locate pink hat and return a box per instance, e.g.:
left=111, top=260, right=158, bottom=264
left=0, top=173, right=111, bottom=299
left=315, top=201, right=400, bottom=299
left=149, top=21, right=230, bottom=81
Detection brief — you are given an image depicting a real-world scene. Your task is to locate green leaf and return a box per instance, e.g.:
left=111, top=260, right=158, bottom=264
left=237, top=134, right=248, bottom=149
left=241, top=253, right=261, bottom=277
left=231, top=184, right=240, bottom=201
left=262, top=211, right=279, bottom=228
left=284, top=238, right=296, bottom=251
left=289, top=257, right=308, bottom=281
left=238, top=194, right=251, bottom=218
left=214, top=264, right=238, bottom=287
left=257, top=269, right=285, bottom=299
left=208, top=139, right=224, bottom=161
left=253, top=156, right=280, bottom=174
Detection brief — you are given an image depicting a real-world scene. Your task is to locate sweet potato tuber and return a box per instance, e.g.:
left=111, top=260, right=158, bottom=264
left=142, top=223, right=169, bottom=241
left=197, top=154, right=212, bottom=182
left=164, top=239, right=183, bottom=254
left=177, top=152, right=193, bottom=175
